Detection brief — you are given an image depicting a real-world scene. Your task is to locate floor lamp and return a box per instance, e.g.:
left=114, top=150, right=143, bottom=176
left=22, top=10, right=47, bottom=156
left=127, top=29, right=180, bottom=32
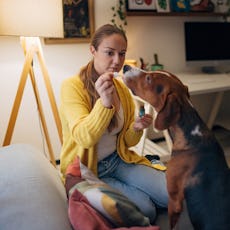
left=0, top=0, right=64, bottom=166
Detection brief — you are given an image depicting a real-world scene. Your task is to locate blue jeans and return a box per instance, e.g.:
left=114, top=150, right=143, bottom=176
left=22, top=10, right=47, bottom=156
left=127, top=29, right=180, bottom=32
left=98, top=151, right=168, bottom=223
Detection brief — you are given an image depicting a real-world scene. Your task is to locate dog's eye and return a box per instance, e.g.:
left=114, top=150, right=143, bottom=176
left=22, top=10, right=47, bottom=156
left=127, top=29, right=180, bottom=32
left=156, top=84, right=163, bottom=94
left=146, top=75, right=151, bottom=83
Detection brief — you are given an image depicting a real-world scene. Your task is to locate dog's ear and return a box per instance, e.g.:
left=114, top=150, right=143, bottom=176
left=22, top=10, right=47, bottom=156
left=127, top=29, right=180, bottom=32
left=154, top=93, right=181, bottom=130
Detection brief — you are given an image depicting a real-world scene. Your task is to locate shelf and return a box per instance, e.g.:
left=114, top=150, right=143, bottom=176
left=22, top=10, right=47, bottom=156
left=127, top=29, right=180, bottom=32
left=126, top=11, right=229, bottom=17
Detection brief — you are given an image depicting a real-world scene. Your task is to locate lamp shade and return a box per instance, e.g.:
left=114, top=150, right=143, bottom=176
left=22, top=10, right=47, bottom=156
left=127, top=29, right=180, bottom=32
left=0, top=0, right=64, bottom=38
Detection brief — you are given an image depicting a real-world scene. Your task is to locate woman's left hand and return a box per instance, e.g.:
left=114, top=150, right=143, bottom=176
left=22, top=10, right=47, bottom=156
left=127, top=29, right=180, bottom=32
left=133, top=114, right=153, bottom=132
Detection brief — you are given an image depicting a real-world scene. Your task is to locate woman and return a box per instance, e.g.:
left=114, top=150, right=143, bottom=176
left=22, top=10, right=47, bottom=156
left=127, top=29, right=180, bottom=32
left=59, top=24, right=168, bottom=223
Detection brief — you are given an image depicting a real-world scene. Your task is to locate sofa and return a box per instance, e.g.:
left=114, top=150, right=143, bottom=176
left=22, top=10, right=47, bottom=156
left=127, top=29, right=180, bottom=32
left=0, top=144, right=193, bottom=230
left=0, top=144, right=72, bottom=230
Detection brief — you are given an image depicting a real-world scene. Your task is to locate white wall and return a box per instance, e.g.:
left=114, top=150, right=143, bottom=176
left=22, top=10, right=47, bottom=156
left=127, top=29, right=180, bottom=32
left=0, top=0, right=229, bottom=159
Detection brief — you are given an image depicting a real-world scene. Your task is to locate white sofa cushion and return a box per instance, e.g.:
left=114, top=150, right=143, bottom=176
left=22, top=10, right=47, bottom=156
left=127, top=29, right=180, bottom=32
left=0, top=144, right=72, bottom=230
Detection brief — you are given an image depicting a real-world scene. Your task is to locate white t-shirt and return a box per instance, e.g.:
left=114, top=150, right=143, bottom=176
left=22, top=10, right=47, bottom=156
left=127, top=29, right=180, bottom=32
left=97, top=105, right=124, bottom=161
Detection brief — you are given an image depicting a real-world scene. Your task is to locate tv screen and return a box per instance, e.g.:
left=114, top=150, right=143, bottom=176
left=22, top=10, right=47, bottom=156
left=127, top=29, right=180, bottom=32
left=184, top=22, right=230, bottom=73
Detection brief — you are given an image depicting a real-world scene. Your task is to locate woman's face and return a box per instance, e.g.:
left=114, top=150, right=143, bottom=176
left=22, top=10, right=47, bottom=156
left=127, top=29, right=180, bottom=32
left=90, top=34, right=127, bottom=75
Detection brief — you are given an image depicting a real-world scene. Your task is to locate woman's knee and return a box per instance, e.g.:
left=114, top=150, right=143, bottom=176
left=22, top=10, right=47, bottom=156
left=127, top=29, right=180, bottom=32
left=102, top=178, right=157, bottom=223
left=123, top=189, right=157, bottom=223
left=137, top=198, right=157, bottom=224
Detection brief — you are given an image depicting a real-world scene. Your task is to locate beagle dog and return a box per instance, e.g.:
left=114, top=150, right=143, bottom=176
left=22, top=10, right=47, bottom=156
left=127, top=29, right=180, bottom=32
left=122, top=65, right=230, bottom=230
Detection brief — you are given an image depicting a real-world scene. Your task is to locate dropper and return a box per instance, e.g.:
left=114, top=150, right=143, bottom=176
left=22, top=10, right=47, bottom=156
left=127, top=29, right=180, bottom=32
left=113, top=72, right=123, bottom=78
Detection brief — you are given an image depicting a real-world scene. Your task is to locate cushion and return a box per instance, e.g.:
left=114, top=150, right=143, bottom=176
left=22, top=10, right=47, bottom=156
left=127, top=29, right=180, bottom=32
left=68, top=183, right=160, bottom=230
left=0, top=144, right=72, bottom=230
left=66, top=157, right=158, bottom=228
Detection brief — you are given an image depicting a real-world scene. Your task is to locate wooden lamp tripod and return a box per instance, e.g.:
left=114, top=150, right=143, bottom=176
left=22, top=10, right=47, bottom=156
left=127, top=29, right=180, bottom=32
left=2, top=37, right=62, bottom=167
left=0, top=1, right=64, bottom=167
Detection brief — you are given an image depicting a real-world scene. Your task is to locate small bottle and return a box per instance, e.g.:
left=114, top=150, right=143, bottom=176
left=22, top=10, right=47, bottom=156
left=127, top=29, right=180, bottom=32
left=139, top=105, right=145, bottom=118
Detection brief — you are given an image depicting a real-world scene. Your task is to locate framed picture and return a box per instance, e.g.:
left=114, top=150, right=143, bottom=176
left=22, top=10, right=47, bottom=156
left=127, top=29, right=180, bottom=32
left=45, top=0, right=94, bottom=44
left=126, top=0, right=157, bottom=12
left=171, top=0, right=190, bottom=12
left=156, top=0, right=170, bottom=12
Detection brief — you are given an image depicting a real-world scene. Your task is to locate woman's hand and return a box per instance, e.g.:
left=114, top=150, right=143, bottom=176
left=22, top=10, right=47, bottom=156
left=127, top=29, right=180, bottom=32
left=133, top=114, right=153, bottom=132
left=95, top=73, right=114, bottom=108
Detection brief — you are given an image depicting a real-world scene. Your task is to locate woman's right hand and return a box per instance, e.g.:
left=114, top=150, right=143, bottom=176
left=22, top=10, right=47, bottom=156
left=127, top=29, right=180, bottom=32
left=95, top=73, right=114, bottom=108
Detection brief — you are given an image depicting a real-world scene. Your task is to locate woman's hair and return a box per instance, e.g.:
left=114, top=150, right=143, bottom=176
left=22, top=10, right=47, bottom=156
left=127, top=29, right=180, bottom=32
left=79, top=24, right=127, bottom=132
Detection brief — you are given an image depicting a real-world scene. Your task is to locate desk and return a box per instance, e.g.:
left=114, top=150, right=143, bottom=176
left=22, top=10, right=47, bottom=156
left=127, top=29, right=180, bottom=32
left=177, top=73, right=230, bottom=129
left=132, top=72, right=230, bottom=160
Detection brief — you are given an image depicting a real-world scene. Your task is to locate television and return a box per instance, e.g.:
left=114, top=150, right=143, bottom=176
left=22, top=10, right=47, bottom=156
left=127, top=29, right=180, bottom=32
left=184, top=21, right=230, bottom=73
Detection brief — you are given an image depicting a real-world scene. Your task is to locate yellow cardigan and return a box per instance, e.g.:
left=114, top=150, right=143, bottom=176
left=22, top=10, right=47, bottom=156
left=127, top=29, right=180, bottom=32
left=59, top=75, right=157, bottom=179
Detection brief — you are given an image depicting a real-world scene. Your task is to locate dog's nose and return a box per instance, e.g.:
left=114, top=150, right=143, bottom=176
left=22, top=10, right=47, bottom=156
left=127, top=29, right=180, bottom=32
left=123, top=65, right=132, bottom=73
